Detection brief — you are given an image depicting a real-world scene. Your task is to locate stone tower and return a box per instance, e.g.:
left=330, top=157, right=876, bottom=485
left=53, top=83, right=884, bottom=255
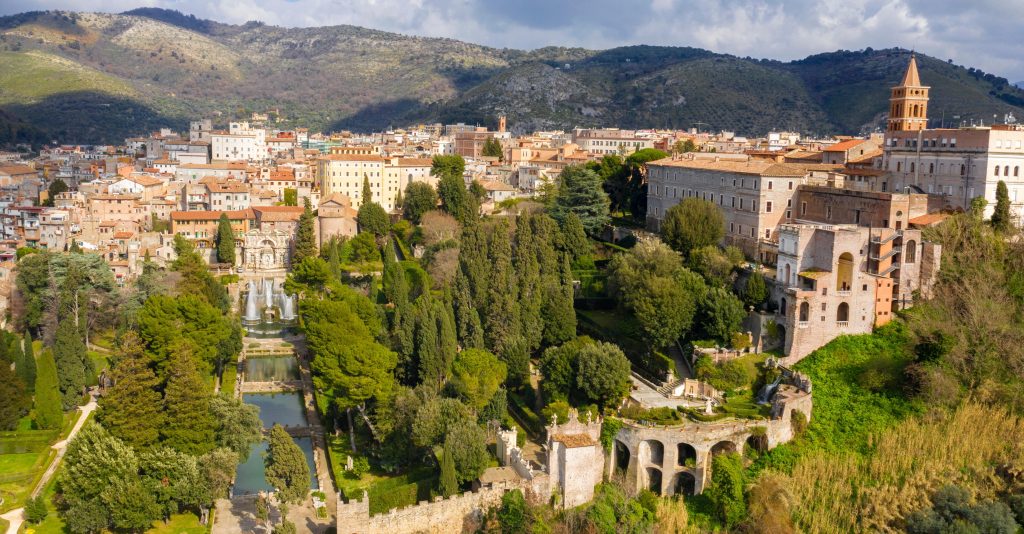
left=498, top=115, right=507, bottom=133
left=887, top=53, right=930, bottom=132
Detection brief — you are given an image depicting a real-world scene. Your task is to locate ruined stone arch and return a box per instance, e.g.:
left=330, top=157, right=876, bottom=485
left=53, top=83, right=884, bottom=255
left=710, top=440, right=737, bottom=458
left=676, top=443, right=696, bottom=467
left=614, top=440, right=630, bottom=473
left=673, top=472, right=696, bottom=496
left=645, top=467, right=663, bottom=495
left=639, top=439, right=665, bottom=466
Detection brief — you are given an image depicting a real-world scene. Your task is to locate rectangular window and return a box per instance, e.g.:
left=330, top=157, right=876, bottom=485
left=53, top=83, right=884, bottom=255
left=801, top=202, right=807, bottom=216
left=766, top=201, right=773, bottom=213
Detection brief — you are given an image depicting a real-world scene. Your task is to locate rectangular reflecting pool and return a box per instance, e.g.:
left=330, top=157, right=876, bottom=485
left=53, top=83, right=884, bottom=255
left=245, top=356, right=299, bottom=382
left=243, top=392, right=308, bottom=429
left=233, top=437, right=320, bottom=496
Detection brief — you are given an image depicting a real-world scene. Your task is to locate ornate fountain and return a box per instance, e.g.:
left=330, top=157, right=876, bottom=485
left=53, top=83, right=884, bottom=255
left=242, top=278, right=297, bottom=337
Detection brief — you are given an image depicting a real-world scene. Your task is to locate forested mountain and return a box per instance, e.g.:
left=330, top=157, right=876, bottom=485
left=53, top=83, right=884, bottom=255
left=1, top=9, right=1022, bottom=143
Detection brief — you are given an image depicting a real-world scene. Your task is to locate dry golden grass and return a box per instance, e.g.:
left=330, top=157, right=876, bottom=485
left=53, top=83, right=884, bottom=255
left=777, top=402, right=1024, bottom=533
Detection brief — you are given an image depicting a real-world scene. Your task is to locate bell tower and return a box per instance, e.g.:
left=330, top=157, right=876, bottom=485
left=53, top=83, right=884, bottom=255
left=887, top=53, right=930, bottom=132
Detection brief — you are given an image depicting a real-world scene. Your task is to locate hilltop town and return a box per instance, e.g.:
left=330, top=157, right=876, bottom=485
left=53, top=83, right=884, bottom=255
left=1, top=53, right=1024, bottom=534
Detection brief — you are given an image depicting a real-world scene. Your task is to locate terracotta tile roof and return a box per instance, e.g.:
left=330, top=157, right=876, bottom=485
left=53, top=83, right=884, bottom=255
left=848, top=148, right=883, bottom=164
left=179, top=163, right=249, bottom=170
left=478, top=179, right=515, bottom=192
left=823, top=139, right=872, bottom=152
left=394, top=158, right=433, bottom=166
left=320, top=154, right=385, bottom=162
left=650, top=157, right=839, bottom=177
left=123, top=175, right=163, bottom=187
left=171, top=209, right=254, bottom=221
left=253, top=206, right=304, bottom=222
left=908, top=212, right=949, bottom=227
left=0, top=164, right=37, bottom=175
left=112, top=231, right=134, bottom=239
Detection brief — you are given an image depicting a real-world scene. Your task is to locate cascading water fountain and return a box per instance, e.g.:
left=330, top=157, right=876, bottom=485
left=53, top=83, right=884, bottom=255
left=279, top=293, right=296, bottom=321
left=243, top=281, right=260, bottom=322
left=241, top=278, right=297, bottom=337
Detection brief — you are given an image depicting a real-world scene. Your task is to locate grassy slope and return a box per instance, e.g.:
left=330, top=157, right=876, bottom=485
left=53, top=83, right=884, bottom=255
left=0, top=50, right=135, bottom=105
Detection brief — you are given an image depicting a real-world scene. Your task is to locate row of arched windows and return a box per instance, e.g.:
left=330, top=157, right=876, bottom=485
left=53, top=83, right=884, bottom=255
left=994, top=166, right=1021, bottom=177
left=798, top=301, right=850, bottom=322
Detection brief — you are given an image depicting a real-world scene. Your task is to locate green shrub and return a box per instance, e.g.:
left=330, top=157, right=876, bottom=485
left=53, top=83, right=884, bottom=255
left=25, top=495, right=48, bottom=523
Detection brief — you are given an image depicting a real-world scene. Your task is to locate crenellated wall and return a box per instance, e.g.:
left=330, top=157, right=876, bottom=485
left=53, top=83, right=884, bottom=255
left=337, top=484, right=510, bottom=534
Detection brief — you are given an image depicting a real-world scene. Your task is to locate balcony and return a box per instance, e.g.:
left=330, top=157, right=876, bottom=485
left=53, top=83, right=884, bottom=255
left=837, top=321, right=850, bottom=328
left=835, top=290, right=852, bottom=297
left=797, top=321, right=810, bottom=329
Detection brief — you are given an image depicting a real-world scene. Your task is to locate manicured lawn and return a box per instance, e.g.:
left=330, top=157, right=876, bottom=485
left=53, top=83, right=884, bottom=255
left=0, top=452, right=42, bottom=474
left=147, top=513, right=209, bottom=534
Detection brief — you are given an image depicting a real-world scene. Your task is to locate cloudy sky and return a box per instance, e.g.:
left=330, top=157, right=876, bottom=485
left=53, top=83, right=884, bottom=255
left=2, top=0, right=1023, bottom=82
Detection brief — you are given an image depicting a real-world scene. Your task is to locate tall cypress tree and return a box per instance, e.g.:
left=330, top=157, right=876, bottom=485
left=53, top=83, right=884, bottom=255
left=513, top=214, right=543, bottom=352
left=0, top=361, right=28, bottom=430
left=13, top=335, right=34, bottom=394
left=96, top=335, right=164, bottom=449
left=34, top=348, right=63, bottom=430
left=215, top=213, right=236, bottom=265
left=293, top=199, right=318, bottom=264
left=439, top=444, right=458, bottom=497
left=451, top=271, right=484, bottom=350
left=484, top=219, right=520, bottom=354
left=362, top=175, right=373, bottom=206
left=53, top=317, right=90, bottom=409
left=542, top=254, right=578, bottom=346
left=160, top=343, right=217, bottom=455
left=992, top=180, right=1012, bottom=233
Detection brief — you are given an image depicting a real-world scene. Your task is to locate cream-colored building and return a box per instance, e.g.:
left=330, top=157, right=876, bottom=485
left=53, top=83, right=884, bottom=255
left=317, top=155, right=434, bottom=212
left=211, top=122, right=267, bottom=163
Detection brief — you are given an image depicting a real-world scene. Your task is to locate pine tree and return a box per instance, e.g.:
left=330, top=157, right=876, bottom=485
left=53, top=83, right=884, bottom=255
left=160, top=343, right=217, bottom=455
left=293, top=200, right=318, bottom=264
left=742, top=271, right=769, bottom=309
left=13, top=335, right=34, bottom=394
left=439, top=444, right=458, bottom=497
left=215, top=213, right=236, bottom=265
left=53, top=316, right=90, bottom=409
left=34, top=348, right=63, bottom=430
left=265, top=424, right=310, bottom=504
left=992, top=180, right=1012, bottom=233
left=415, top=297, right=457, bottom=389
left=96, top=335, right=164, bottom=449
left=484, top=219, right=520, bottom=354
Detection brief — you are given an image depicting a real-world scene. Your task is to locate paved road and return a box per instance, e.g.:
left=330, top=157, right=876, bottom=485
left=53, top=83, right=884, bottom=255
left=1, top=400, right=97, bottom=534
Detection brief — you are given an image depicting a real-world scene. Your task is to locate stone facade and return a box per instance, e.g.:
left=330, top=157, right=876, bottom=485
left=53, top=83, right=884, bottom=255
left=243, top=229, right=291, bottom=270
left=545, top=410, right=604, bottom=509
left=772, top=222, right=940, bottom=362
left=336, top=484, right=510, bottom=534
left=611, top=366, right=812, bottom=497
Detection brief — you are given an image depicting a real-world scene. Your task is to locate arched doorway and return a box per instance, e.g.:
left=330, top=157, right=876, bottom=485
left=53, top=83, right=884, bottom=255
left=905, top=240, right=917, bottom=263
left=837, top=302, right=850, bottom=322
left=677, top=443, right=696, bottom=467
left=783, top=264, right=791, bottom=286
left=837, top=252, right=854, bottom=291
left=646, top=467, right=663, bottom=495
left=640, top=440, right=664, bottom=466
left=799, top=302, right=809, bottom=322
left=673, top=472, right=696, bottom=496
left=745, top=432, right=768, bottom=455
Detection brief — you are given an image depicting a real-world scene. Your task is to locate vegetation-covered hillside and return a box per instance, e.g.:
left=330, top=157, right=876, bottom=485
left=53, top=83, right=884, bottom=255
left=1, top=9, right=1023, bottom=143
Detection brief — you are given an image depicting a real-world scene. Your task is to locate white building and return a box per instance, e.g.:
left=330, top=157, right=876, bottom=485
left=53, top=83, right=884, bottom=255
left=211, top=122, right=268, bottom=163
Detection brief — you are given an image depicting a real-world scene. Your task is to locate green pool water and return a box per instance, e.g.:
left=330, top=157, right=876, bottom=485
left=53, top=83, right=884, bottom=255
left=233, top=437, right=320, bottom=496
left=243, top=392, right=308, bottom=429
left=245, top=357, right=299, bottom=382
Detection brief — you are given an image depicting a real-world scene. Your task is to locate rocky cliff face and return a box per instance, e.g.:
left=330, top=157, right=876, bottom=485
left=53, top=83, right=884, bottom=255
left=1, top=9, right=1023, bottom=143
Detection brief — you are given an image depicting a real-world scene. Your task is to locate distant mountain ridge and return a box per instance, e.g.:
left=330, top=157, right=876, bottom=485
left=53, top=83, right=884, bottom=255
left=0, top=8, right=1022, bottom=143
